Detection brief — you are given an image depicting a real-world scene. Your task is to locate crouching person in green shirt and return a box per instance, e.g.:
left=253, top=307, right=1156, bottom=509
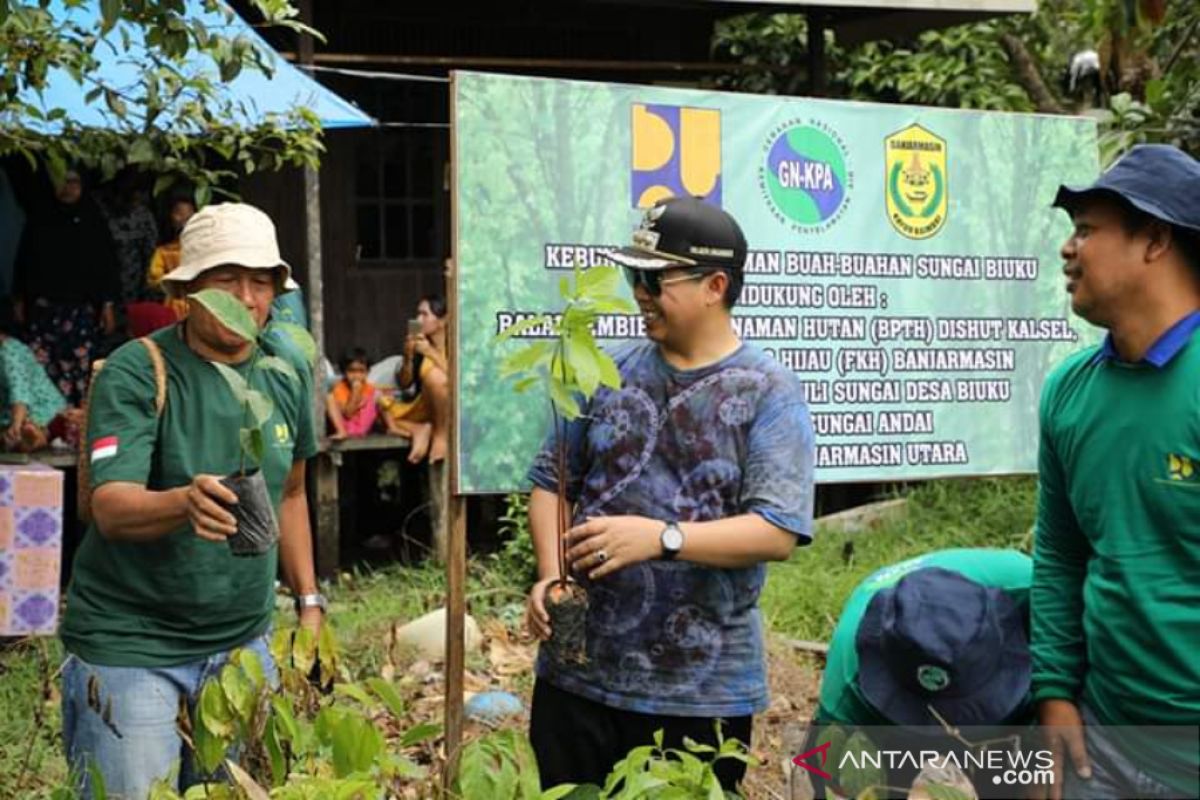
left=804, top=548, right=1033, bottom=794
left=58, top=203, right=324, bottom=800
left=1034, top=144, right=1200, bottom=800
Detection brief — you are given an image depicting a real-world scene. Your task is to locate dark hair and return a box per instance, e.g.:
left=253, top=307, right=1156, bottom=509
left=419, top=294, right=447, bottom=318
left=0, top=300, right=17, bottom=337
left=1110, top=195, right=1200, bottom=277
left=721, top=266, right=744, bottom=309
left=339, top=347, right=369, bottom=374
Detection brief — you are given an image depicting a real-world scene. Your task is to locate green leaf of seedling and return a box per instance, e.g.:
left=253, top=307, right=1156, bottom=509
left=513, top=375, right=541, bottom=394
left=564, top=335, right=600, bottom=398
left=331, top=714, right=384, bottom=777
left=317, top=621, right=338, bottom=685
left=197, top=679, right=235, bottom=738
left=548, top=379, right=581, bottom=420
left=539, top=786, right=579, bottom=800
left=682, top=737, right=716, bottom=755
left=595, top=350, right=621, bottom=390
left=399, top=721, right=442, bottom=748
left=233, top=647, right=266, bottom=691
left=578, top=265, right=621, bottom=295
left=239, top=428, right=265, bottom=467
left=213, top=362, right=249, bottom=405
left=923, top=785, right=973, bottom=800
left=219, top=663, right=255, bottom=723
left=189, top=288, right=258, bottom=343
left=588, top=296, right=637, bottom=315
left=193, top=713, right=230, bottom=776
left=292, top=626, right=316, bottom=675
left=264, top=718, right=286, bottom=787
left=334, top=683, right=374, bottom=707
left=269, top=627, right=292, bottom=666
left=269, top=322, right=317, bottom=365
left=500, top=341, right=553, bottom=379
left=245, top=388, right=274, bottom=427
left=270, top=695, right=299, bottom=742
left=364, top=677, right=407, bottom=719
left=89, top=761, right=109, bottom=800
left=495, top=314, right=552, bottom=343
left=559, top=276, right=570, bottom=301
left=256, top=355, right=298, bottom=382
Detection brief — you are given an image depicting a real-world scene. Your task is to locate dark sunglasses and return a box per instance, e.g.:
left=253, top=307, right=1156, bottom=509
left=622, top=266, right=722, bottom=296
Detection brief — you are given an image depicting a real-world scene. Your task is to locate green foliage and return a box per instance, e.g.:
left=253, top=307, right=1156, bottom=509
left=494, top=492, right=538, bottom=585
left=761, top=478, right=1036, bottom=642
left=189, top=288, right=316, bottom=471
left=496, top=265, right=634, bottom=421
left=839, top=22, right=1034, bottom=111
left=594, top=726, right=755, bottom=799
left=0, top=0, right=325, bottom=198
left=141, top=624, right=429, bottom=799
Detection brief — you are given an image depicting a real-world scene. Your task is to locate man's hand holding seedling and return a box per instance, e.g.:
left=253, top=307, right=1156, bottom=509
left=185, top=474, right=240, bottom=543
left=565, top=516, right=665, bottom=580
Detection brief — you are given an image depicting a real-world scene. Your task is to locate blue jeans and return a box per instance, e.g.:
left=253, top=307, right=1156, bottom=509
left=1063, top=704, right=1193, bottom=800
left=61, top=633, right=277, bottom=800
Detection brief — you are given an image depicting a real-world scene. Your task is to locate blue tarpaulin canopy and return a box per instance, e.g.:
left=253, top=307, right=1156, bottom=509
left=12, top=0, right=374, bottom=132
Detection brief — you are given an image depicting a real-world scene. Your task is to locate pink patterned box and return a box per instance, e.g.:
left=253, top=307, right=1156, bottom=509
left=0, top=464, right=63, bottom=636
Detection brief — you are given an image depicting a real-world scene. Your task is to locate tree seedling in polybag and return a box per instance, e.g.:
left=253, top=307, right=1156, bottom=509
left=189, top=288, right=316, bottom=557
left=495, top=265, right=635, bottom=665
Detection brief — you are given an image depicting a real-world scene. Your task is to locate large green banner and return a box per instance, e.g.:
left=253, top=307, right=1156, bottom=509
left=454, top=71, right=1099, bottom=494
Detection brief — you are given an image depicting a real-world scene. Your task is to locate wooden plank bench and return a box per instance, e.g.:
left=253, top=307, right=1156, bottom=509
left=315, top=433, right=413, bottom=578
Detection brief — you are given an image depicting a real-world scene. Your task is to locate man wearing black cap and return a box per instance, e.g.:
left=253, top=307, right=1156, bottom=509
left=1034, top=144, right=1200, bottom=799
left=524, top=196, right=815, bottom=790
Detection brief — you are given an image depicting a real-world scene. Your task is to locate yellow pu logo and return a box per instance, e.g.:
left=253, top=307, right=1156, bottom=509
left=1168, top=453, right=1194, bottom=480
left=274, top=423, right=290, bottom=445
left=631, top=103, right=722, bottom=208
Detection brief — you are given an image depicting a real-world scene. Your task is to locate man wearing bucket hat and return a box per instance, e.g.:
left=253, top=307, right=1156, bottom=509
left=817, top=548, right=1033, bottom=730
left=802, top=549, right=1033, bottom=794
left=1034, top=144, right=1200, bottom=800
left=525, top=196, right=815, bottom=791
left=59, top=203, right=323, bottom=799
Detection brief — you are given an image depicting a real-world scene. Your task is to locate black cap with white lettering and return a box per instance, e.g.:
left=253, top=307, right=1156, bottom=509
left=605, top=196, right=747, bottom=272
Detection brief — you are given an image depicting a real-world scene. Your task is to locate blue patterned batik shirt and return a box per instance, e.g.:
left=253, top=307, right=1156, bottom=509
left=528, top=340, right=815, bottom=717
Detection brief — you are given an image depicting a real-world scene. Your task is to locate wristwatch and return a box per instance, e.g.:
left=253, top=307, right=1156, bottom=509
left=295, top=593, right=328, bottom=614
left=660, top=522, right=685, bottom=560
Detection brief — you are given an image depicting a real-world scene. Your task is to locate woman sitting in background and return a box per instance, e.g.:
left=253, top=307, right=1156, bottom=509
left=326, top=347, right=378, bottom=439
left=0, top=301, right=69, bottom=452
left=379, top=294, right=449, bottom=464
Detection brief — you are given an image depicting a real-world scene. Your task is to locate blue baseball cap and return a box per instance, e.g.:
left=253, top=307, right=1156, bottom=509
left=855, top=568, right=1030, bottom=728
left=1053, top=144, right=1200, bottom=232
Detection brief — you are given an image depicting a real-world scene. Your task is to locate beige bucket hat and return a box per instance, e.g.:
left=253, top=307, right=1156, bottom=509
left=161, top=202, right=300, bottom=299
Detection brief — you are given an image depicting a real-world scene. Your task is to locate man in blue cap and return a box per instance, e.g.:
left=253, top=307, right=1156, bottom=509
left=524, top=196, right=815, bottom=792
left=1035, top=144, right=1200, bottom=799
left=818, top=548, right=1033, bottom=729
left=804, top=548, right=1033, bottom=795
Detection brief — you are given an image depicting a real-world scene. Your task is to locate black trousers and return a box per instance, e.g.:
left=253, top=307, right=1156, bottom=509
left=529, top=679, right=753, bottom=793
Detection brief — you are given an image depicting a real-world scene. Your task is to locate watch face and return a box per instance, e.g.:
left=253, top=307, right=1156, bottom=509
left=662, top=525, right=684, bottom=551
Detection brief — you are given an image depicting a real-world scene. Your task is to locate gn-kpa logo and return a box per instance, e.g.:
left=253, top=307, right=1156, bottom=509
left=885, top=124, right=947, bottom=240
left=630, top=103, right=721, bottom=209
left=761, top=120, right=852, bottom=234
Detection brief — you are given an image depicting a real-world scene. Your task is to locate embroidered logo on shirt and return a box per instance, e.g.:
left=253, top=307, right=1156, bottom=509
left=90, top=436, right=118, bottom=463
left=274, top=423, right=290, bottom=445
left=1168, top=453, right=1195, bottom=481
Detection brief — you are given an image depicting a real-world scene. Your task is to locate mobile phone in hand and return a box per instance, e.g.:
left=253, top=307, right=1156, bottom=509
left=407, top=319, right=423, bottom=336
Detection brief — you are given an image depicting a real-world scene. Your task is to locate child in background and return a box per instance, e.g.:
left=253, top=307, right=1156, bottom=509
left=326, top=348, right=378, bottom=439
left=0, top=302, right=69, bottom=451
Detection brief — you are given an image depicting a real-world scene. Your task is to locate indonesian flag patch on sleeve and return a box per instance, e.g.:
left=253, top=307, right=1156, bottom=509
left=90, top=436, right=119, bottom=463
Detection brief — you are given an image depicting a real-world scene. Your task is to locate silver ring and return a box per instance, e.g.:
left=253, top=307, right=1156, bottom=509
left=596, top=549, right=608, bottom=563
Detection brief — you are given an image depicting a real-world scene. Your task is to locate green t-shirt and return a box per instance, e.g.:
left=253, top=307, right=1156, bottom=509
left=816, top=548, right=1032, bottom=726
left=0, top=336, right=67, bottom=427
left=1034, top=327, right=1200, bottom=794
left=60, top=323, right=318, bottom=666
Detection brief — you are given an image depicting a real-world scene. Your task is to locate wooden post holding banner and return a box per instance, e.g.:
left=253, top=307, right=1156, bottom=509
left=443, top=71, right=467, bottom=789
left=298, top=0, right=327, bottom=449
